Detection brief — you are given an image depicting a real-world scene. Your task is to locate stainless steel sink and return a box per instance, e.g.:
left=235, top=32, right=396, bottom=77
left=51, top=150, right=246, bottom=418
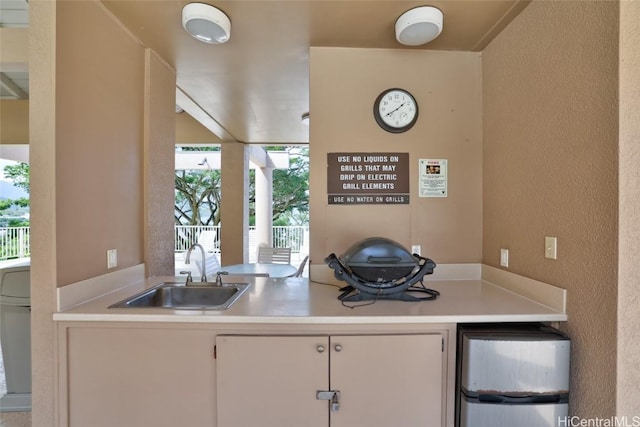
left=109, top=282, right=250, bottom=310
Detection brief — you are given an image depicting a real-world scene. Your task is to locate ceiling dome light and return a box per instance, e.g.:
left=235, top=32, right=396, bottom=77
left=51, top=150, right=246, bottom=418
left=182, top=3, right=231, bottom=44
left=301, top=113, right=310, bottom=126
left=395, top=6, right=443, bottom=46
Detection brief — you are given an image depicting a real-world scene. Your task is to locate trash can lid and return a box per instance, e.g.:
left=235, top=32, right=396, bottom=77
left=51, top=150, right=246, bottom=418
left=0, top=267, right=30, bottom=304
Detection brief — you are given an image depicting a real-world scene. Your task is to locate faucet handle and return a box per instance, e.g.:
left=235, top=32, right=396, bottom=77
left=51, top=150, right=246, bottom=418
left=216, top=271, right=229, bottom=286
left=179, top=270, right=193, bottom=284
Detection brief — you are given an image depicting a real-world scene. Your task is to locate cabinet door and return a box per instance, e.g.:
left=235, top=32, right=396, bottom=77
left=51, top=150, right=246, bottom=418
left=330, top=334, right=444, bottom=427
left=65, top=327, right=216, bottom=427
left=216, top=335, right=329, bottom=427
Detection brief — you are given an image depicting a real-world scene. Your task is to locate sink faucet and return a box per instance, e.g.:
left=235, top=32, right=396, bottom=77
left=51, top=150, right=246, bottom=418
left=185, top=243, right=207, bottom=282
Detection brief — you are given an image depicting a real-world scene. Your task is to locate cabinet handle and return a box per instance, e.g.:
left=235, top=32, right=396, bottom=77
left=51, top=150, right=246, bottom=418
left=334, top=344, right=342, bottom=352
left=317, top=345, right=325, bottom=353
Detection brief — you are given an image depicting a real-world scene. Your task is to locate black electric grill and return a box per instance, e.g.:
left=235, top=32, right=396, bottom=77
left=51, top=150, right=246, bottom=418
left=324, top=237, right=439, bottom=303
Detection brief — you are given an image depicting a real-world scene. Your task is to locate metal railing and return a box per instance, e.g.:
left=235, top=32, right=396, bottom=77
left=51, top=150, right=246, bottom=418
left=0, top=227, right=30, bottom=260
left=175, top=224, right=309, bottom=262
left=175, top=225, right=222, bottom=253
left=0, top=225, right=309, bottom=262
left=271, top=226, right=308, bottom=253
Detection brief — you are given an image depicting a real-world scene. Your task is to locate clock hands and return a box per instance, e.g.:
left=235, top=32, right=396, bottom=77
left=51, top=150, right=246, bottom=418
left=385, top=101, right=406, bottom=118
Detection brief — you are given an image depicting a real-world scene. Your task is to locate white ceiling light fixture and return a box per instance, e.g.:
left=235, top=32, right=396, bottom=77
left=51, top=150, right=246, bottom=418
left=301, top=113, right=310, bottom=126
left=182, top=3, right=231, bottom=44
left=395, top=6, right=443, bottom=46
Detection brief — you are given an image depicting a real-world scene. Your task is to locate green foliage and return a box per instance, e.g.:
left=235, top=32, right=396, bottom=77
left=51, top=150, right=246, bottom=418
left=175, top=146, right=309, bottom=226
left=7, top=218, right=29, bottom=227
left=3, top=162, right=30, bottom=194
left=174, top=146, right=223, bottom=225
left=248, top=146, right=309, bottom=226
left=0, top=198, right=29, bottom=210
left=272, top=147, right=309, bottom=225
left=175, top=169, right=222, bottom=225
left=1, top=163, right=30, bottom=228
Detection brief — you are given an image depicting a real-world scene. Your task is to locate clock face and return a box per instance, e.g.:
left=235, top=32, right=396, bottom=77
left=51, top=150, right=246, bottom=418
left=374, top=88, right=419, bottom=133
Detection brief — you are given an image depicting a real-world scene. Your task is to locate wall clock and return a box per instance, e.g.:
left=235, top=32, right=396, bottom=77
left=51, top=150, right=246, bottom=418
left=373, top=88, right=419, bottom=133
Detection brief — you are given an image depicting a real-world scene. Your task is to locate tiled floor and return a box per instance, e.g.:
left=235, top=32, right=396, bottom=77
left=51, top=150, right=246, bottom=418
left=0, top=411, right=31, bottom=427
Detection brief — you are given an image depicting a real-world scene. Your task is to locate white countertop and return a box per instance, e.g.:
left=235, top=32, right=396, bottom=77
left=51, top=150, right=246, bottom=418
left=53, top=276, right=567, bottom=324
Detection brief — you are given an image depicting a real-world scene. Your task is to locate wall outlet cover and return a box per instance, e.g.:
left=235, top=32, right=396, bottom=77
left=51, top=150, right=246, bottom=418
left=500, top=248, right=509, bottom=268
left=107, top=249, right=118, bottom=269
left=545, top=236, right=558, bottom=260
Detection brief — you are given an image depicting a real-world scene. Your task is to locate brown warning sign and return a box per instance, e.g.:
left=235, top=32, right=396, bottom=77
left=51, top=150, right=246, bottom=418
left=327, top=152, right=410, bottom=205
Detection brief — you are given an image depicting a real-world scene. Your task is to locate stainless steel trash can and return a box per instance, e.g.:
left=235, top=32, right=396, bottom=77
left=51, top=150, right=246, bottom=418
left=0, top=266, right=31, bottom=396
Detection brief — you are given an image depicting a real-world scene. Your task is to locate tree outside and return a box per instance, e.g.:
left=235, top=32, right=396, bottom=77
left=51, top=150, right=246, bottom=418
left=174, top=146, right=309, bottom=227
left=252, top=146, right=309, bottom=226
left=1, top=161, right=30, bottom=228
left=1, top=161, right=30, bottom=260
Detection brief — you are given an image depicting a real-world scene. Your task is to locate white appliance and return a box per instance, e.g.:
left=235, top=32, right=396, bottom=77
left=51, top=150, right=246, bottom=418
left=0, top=265, right=32, bottom=411
left=456, top=323, right=570, bottom=427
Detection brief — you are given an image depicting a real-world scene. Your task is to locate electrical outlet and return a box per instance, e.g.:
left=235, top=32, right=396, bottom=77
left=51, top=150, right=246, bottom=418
left=107, top=249, right=118, bottom=269
left=411, top=245, right=421, bottom=256
left=500, top=249, right=509, bottom=268
left=545, top=237, right=557, bottom=260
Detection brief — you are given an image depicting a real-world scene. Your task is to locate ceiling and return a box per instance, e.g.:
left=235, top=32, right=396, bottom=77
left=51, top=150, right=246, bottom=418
left=0, top=0, right=29, bottom=100
left=1, top=0, right=531, bottom=144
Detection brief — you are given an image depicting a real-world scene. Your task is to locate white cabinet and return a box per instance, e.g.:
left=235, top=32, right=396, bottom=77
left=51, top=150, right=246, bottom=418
left=330, top=334, right=443, bottom=427
left=61, top=327, right=216, bottom=427
left=216, top=334, right=444, bottom=427
left=216, top=335, right=328, bottom=427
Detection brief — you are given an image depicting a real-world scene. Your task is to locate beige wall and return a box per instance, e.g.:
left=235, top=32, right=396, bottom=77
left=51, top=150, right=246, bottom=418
left=55, top=0, right=145, bottom=285
left=483, top=0, right=619, bottom=418
left=25, top=0, right=636, bottom=423
left=309, top=47, right=483, bottom=272
left=0, top=100, right=29, bottom=144
left=617, top=0, right=640, bottom=416
left=176, top=112, right=222, bottom=144
left=1, top=100, right=219, bottom=148
left=0, top=27, right=28, bottom=71
left=0, top=27, right=28, bottom=143
left=30, top=0, right=176, bottom=424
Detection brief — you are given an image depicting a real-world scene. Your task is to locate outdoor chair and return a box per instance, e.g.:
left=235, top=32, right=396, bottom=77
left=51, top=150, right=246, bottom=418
left=257, top=246, right=292, bottom=264
left=294, top=255, right=309, bottom=277
left=197, top=230, right=219, bottom=253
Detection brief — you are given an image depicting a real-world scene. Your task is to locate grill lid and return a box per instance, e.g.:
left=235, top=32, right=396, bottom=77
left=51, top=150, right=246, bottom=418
left=341, top=237, right=417, bottom=283
left=342, top=237, right=417, bottom=268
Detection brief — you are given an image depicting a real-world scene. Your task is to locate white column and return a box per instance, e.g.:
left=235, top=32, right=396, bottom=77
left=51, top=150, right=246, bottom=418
left=221, top=142, right=250, bottom=264
left=618, top=0, right=640, bottom=415
left=255, top=163, right=273, bottom=250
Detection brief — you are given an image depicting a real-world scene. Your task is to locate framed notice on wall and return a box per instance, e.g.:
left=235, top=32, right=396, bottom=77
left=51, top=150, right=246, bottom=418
left=419, top=159, right=448, bottom=197
left=327, top=152, right=410, bottom=204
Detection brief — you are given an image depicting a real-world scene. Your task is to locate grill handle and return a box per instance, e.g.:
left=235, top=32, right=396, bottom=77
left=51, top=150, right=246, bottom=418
left=367, top=256, right=402, bottom=264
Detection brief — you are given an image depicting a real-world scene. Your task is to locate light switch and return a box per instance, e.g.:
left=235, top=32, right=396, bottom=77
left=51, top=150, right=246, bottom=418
left=411, top=245, right=421, bottom=256
left=500, top=248, right=509, bottom=268
left=545, top=237, right=557, bottom=260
